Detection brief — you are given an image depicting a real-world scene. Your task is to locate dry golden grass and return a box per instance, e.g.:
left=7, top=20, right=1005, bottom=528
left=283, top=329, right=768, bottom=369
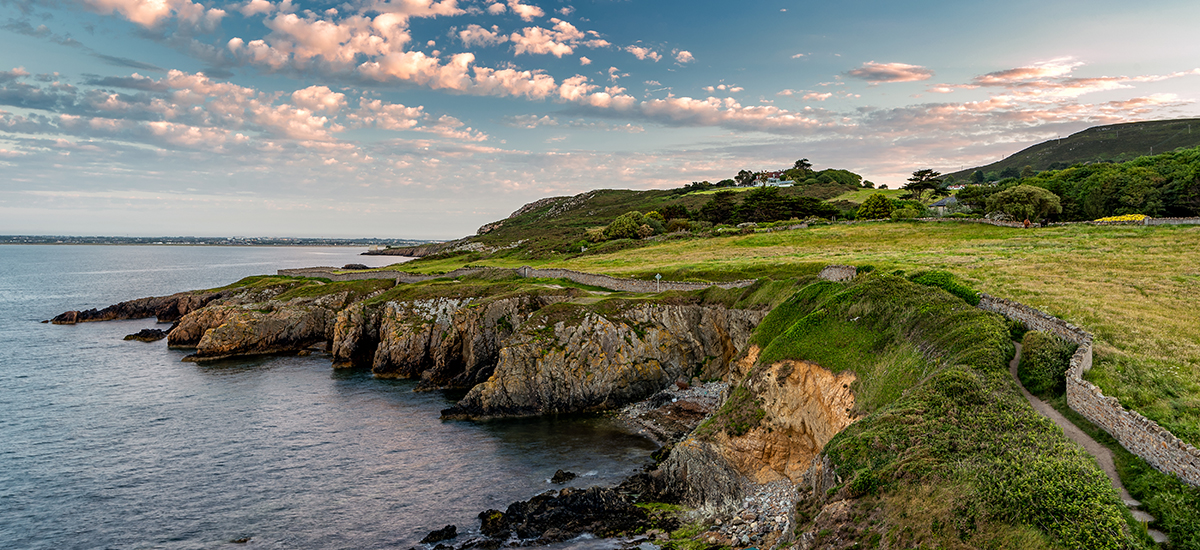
left=549, top=221, right=1200, bottom=445
left=396, top=221, right=1200, bottom=445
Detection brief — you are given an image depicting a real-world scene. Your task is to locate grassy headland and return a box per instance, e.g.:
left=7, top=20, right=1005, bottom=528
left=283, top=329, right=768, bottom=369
left=397, top=222, right=1200, bottom=450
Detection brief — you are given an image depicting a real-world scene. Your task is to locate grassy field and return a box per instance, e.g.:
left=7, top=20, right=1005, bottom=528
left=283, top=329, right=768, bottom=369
left=394, top=221, right=1200, bottom=448
left=829, top=188, right=907, bottom=203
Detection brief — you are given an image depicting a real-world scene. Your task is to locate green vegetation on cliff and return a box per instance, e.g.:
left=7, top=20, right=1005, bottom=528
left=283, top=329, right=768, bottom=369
left=746, top=275, right=1146, bottom=549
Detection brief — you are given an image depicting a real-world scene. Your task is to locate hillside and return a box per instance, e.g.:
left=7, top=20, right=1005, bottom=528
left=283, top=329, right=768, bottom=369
left=946, top=118, right=1200, bottom=180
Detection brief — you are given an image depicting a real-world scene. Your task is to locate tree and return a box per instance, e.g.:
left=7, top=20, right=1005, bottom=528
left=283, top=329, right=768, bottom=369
left=863, top=180, right=875, bottom=189
left=904, top=169, right=943, bottom=202
left=700, top=190, right=738, bottom=224
left=1021, top=165, right=1036, bottom=179
left=659, top=204, right=690, bottom=220
left=972, top=170, right=985, bottom=184
left=735, top=170, right=756, bottom=187
left=986, top=184, right=1062, bottom=221
left=999, top=166, right=1021, bottom=180
left=856, top=193, right=894, bottom=219
left=794, top=158, right=813, bottom=172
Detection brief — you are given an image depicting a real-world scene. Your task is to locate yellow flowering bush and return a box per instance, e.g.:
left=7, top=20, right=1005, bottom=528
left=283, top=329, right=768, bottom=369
left=1094, top=214, right=1148, bottom=222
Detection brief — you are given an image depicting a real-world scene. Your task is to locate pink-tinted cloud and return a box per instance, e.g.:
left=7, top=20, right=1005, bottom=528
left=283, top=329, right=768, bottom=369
left=76, top=0, right=225, bottom=31
left=291, top=85, right=346, bottom=114
left=675, top=50, right=694, bottom=64
left=846, top=61, right=934, bottom=83
left=972, top=57, right=1082, bottom=86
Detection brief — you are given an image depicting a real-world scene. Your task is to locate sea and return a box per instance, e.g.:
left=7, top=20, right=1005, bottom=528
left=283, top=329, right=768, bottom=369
left=0, top=245, right=658, bottom=550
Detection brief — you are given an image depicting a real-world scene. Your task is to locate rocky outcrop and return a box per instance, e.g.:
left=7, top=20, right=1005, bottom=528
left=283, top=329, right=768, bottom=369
left=183, top=306, right=335, bottom=361
left=168, top=305, right=239, bottom=348
left=656, top=437, right=746, bottom=517
left=177, top=292, right=361, bottom=360
left=474, top=486, right=649, bottom=545
left=443, top=304, right=765, bottom=419
left=52, top=291, right=223, bottom=324
left=328, top=293, right=574, bottom=390
left=124, top=328, right=169, bottom=342
left=720, top=359, right=858, bottom=483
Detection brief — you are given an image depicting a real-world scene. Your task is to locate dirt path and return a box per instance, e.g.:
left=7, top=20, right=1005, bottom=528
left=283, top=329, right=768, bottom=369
left=1008, top=342, right=1168, bottom=544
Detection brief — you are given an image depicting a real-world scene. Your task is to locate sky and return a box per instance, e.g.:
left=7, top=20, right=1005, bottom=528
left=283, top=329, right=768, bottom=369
left=2, top=0, right=1199, bottom=239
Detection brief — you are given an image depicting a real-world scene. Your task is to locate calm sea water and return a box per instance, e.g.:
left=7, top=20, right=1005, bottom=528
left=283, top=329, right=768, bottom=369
left=0, top=246, right=657, bottom=550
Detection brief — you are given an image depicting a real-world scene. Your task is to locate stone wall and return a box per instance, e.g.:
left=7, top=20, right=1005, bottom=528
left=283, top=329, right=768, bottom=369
left=978, top=293, right=1200, bottom=486
left=1145, top=217, right=1200, bottom=226
left=817, top=265, right=857, bottom=282
left=517, top=266, right=756, bottom=292
left=278, top=266, right=755, bottom=292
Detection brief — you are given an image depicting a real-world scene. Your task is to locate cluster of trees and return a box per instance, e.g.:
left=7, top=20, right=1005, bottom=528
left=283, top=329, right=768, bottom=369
left=958, top=147, right=1200, bottom=220
left=699, top=187, right=839, bottom=224
left=678, top=158, right=873, bottom=193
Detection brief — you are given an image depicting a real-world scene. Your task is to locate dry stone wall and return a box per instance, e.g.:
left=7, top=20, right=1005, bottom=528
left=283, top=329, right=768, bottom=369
left=978, top=293, right=1200, bottom=486
left=277, top=266, right=755, bottom=292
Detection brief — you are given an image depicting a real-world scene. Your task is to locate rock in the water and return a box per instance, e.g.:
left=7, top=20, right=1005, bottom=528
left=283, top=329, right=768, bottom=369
left=124, top=328, right=168, bottom=342
left=470, top=486, right=648, bottom=545
left=420, top=525, right=457, bottom=544
left=342, top=263, right=369, bottom=270
left=550, top=469, right=577, bottom=484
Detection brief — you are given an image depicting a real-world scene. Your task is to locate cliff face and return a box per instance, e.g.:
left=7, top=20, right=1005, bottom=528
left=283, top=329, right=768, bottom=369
left=443, top=304, right=765, bottom=419
left=720, top=357, right=858, bottom=483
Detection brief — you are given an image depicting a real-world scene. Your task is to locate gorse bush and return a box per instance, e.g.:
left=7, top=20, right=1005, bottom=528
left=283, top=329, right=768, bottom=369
left=1018, top=331, right=1076, bottom=397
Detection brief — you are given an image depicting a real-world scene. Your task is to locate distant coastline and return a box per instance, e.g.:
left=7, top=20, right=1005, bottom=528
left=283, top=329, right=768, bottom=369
left=0, top=236, right=434, bottom=247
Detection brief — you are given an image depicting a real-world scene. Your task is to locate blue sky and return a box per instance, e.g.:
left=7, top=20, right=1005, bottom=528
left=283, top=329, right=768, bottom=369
left=2, top=0, right=1199, bottom=239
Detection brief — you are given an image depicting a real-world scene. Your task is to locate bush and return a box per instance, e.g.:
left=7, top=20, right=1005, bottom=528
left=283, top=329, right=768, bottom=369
left=603, top=211, right=646, bottom=240
left=666, top=218, right=690, bottom=232
left=891, top=206, right=922, bottom=220
left=1019, top=331, right=1077, bottom=397
left=856, top=193, right=893, bottom=219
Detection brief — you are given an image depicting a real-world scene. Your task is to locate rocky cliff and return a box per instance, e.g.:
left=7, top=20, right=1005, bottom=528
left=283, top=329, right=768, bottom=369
left=442, top=303, right=765, bottom=419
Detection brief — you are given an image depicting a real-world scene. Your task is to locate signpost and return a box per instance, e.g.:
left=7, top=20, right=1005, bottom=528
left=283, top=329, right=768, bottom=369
left=655, top=273, right=661, bottom=293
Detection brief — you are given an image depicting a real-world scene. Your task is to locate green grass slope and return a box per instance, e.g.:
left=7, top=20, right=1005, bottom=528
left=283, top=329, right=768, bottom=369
left=745, top=274, right=1150, bottom=549
left=947, top=118, right=1200, bottom=180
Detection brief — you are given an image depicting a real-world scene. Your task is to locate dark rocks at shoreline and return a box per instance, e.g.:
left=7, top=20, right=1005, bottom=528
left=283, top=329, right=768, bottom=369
left=361, top=241, right=460, bottom=257
left=420, top=525, right=458, bottom=544
left=124, top=328, right=169, bottom=342
left=52, top=291, right=224, bottom=325
left=550, top=469, right=577, bottom=484
left=471, top=487, right=651, bottom=546
left=342, top=263, right=370, bottom=270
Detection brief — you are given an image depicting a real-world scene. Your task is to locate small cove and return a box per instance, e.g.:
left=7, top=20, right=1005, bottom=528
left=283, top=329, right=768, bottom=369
left=0, top=245, right=657, bottom=549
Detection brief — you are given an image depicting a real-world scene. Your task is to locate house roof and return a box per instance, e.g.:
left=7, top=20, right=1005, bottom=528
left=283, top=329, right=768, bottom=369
left=931, top=196, right=958, bottom=207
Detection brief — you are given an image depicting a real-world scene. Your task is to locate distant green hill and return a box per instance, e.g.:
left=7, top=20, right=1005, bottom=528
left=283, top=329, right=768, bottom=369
left=946, top=118, right=1200, bottom=181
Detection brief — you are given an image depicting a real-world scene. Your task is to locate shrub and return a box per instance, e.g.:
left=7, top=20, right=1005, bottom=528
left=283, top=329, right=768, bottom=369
left=1019, top=331, right=1077, bottom=397
left=891, top=206, right=922, bottom=220
left=666, top=218, right=690, bottom=232
left=645, top=211, right=666, bottom=223
left=856, top=193, right=893, bottom=219
left=603, top=211, right=646, bottom=240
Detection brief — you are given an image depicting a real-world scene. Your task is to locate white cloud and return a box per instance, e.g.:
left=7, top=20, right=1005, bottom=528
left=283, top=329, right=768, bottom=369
left=626, top=45, right=662, bottom=62
left=675, top=50, right=694, bottom=64
left=457, top=24, right=508, bottom=47
left=508, top=0, right=544, bottom=21
left=579, top=56, right=591, bottom=66
left=239, top=0, right=273, bottom=17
